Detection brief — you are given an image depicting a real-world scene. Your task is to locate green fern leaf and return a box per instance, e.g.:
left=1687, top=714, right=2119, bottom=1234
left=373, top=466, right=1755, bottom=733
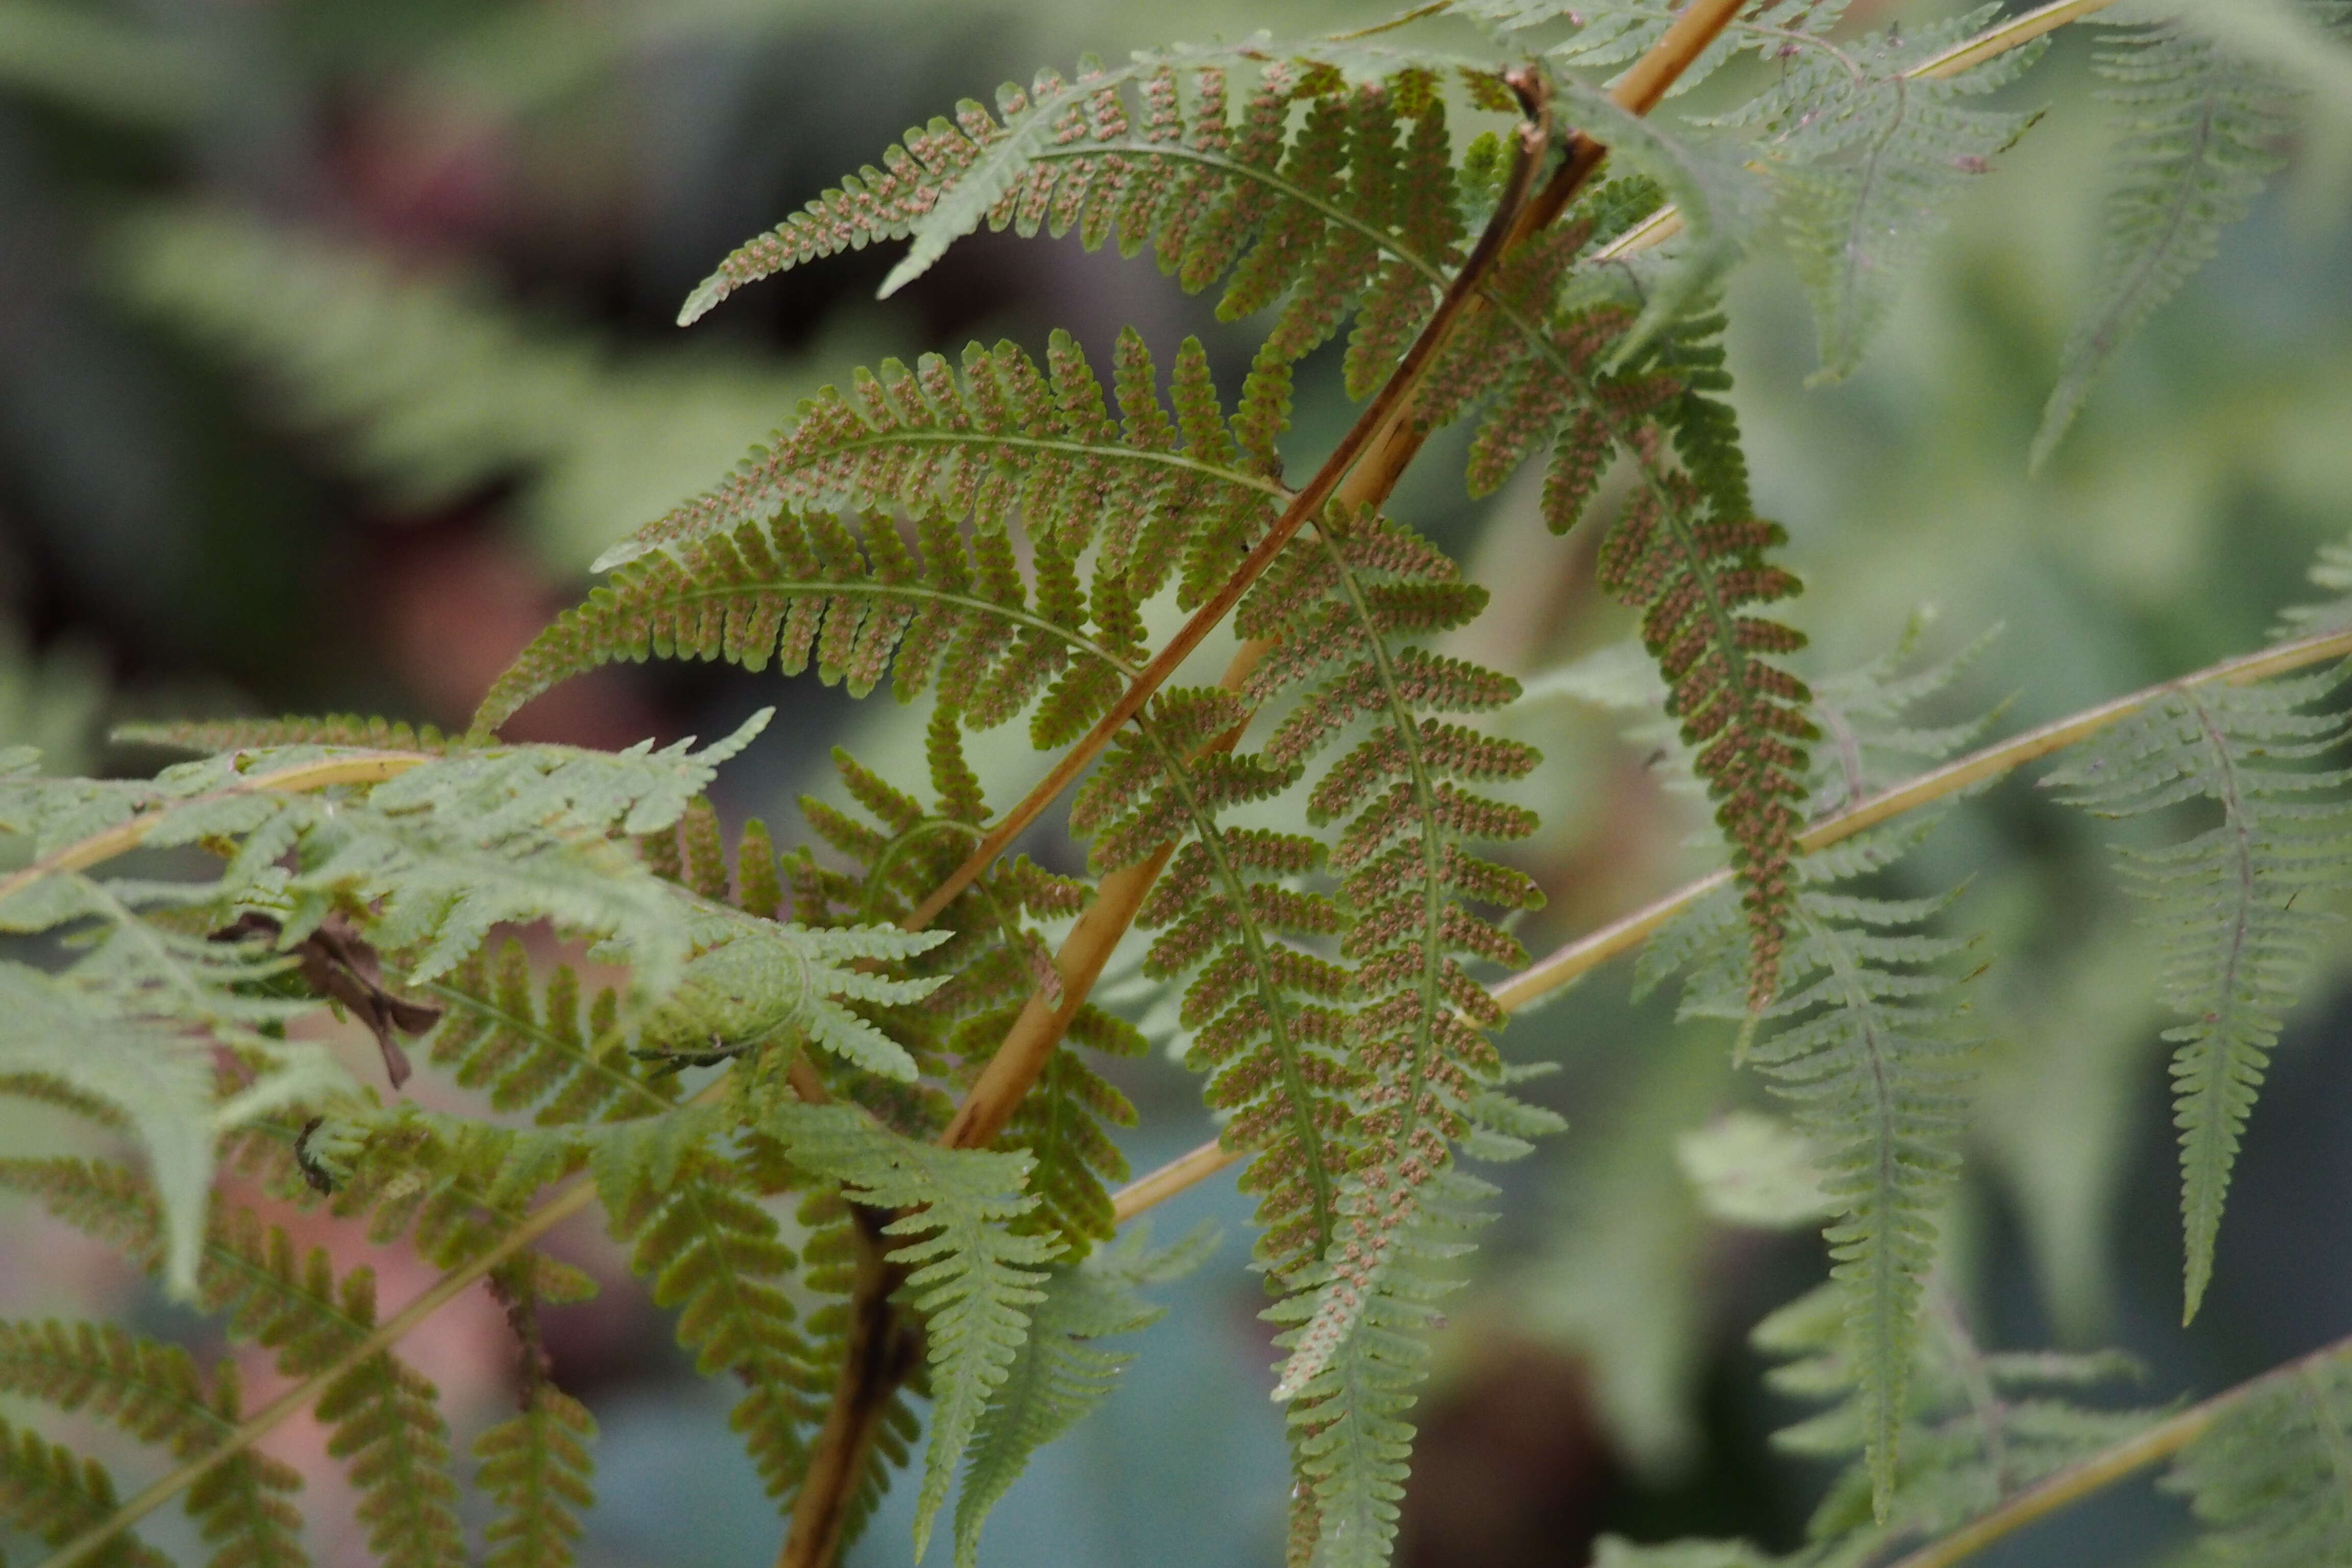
left=187, top=1363, right=308, bottom=1568
left=2168, top=1349, right=2352, bottom=1566
left=677, top=51, right=1467, bottom=362
left=474, top=1388, right=597, bottom=1568
left=116, top=713, right=461, bottom=755
left=1711, top=7, right=2046, bottom=380
left=0, top=1414, right=172, bottom=1568
left=1756, top=1280, right=2152, bottom=1561
left=2032, top=14, right=2307, bottom=467
left=952, top=1224, right=1215, bottom=1568
left=763, top=1099, right=1060, bottom=1558
left=2043, top=667, right=2352, bottom=1321
left=0, top=1157, right=466, bottom=1567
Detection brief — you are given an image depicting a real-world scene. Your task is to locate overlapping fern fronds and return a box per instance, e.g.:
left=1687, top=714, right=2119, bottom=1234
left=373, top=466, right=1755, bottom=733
left=0, top=1155, right=469, bottom=1568
left=2168, top=1348, right=2352, bottom=1566
left=1760, top=1282, right=2151, bottom=1567
left=1629, top=627, right=1993, bottom=1511
left=2043, top=664, right=2352, bottom=1322
left=1709, top=5, right=2046, bottom=380
left=952, top=1224, right=1216, bottom=1568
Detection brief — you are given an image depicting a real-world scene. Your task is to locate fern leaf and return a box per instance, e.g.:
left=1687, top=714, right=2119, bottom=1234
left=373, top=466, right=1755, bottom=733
left=419, top=939, right=667, bottom=1124
left=2033, top=15, right=2305, bottom=467
left=607, top=1147, right=826, bottom=1503
left=952, top=1225, right=1214, bottom=1568
left=116, top=713, right=461, bottom=755
left=1755, top=1280, right=2152, bottom=1560
left=0, top=1414, right=173, bottom=1568
left=1713, top=7, right=2046, bottom=380
left=2043, top=668, right=2352, bottom=1321
left=764, top=1099, right=1060, bottom=1558
left=1628, top=626, right=1998, bottom=1514
left=186, top=1363, right=307, bottom=1568
left=0, top=1157, right=465, bottom=1566
left=677, top=51, right=1465, bottom=363
left=473, top=1388, right=597, bottom=1568
left=0, top=1319, right=221, bottom=1455
left=2168, top=1350, right=2352, bottom=1566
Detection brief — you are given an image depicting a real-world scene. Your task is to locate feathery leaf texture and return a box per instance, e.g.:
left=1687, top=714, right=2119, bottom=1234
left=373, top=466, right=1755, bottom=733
left=1632, top=627, right=1995, bottom=1516
left=0, top=1157, right=465, bottom=1567
left=1417, top=204, right=1816, bottom=1002
left=2032, top=13, right=2309, bottom=468
left=2169, top=1349, right=2352, bottom=1567
left=763, top=1099, right=1061, bottom=1560
left=781, top=729, right=1146, bottom=1254
left=116, top=713, right=462, bottom=756
left=0, top=1322, right=307, bottom=1568
left=952, top=1225, right=1215, bottom=1568
left=677, top=48, right=1479, bottom=365
left=474, top=1388, right=597, bottom=1568
left=2043, top=667, right=2352, bottom=1322
left=1709, top=6, right=2046, bottom=381
left=0, top=719, right=770, bottom=1295
left=1242, top=509, right=1540, bottom=1402
left=1757, top=1282, right=2153, bottom=1567
left=0, top=1414, right=173, bottom=1568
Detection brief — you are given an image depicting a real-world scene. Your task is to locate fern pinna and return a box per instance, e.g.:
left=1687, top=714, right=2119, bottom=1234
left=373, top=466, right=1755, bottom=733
left=2044, top=665, right=2352, bottom=1323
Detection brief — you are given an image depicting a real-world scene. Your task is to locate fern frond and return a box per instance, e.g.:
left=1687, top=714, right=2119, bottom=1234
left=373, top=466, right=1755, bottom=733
left=2168, top=1350, right=2352, bottom=1566
left=473, top=1389, right=596, bottom=1568
left=0, top=1319, right=222, bottom=1456
left=952, top=1224, right=1215, bottom=1568
left=0, top=1414, right=172, bottom=1568
left=185, top=1362, right=307, bottom=1568
left=419, top=940, right=669, bottom=1124
left=0, top=1157, right=464, bottom=1567
left=2043, top=666, right=2352, bottom=1322
left=1710, top=7, right=2046, bottom=380
left=115, top=713, right=463, bottom=755
left=1756, top=1281, right=2152, bottom=1564
left=677, top=51, right=1471, bottom=352
left=0, top=717, right=784, bottom=1293
left=786, top=712, right=1173, bottom=1252
left=1429, top=268, right=1816, bottom=1001
left=584, top=327, right=1288, bottom=652
left=763, top=1099, right=1060, bottom=1558
left=1626, top=625, right=2000, bottom=1514
left=2032, top=14, right=2305, bottom=468
left=607, top=1146, right=826, bottom=1504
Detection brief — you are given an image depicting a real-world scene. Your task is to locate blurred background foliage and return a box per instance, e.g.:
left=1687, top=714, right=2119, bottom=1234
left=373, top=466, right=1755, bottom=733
left=2, top=1, right=2350, bottom=1565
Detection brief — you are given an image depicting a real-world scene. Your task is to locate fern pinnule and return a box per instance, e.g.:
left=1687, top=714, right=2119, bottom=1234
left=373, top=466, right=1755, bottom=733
left=0, top=1414, right=172, bottom=1568
left=763, top=1101, right=1061, bottom=1558
left=952, top=1227, right=1212, bottom=1568
left=608, top=1151, right=826, bottom=1502
left=2043, top=667, right=2352, bottom=1323
left=0, top=1318, right=309, bottom=1568
left=473, top=1388, right=595, bottom=1568
left=420, top=941, right=658, bottom=1126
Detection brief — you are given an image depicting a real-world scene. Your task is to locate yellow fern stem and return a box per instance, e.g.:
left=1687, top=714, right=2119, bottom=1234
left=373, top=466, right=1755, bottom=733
left=1109, top=623, right=2352, bottom=1223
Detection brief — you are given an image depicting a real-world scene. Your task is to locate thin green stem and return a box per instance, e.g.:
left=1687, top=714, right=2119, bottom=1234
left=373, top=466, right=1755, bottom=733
left=1884, top=1330, right=2352, bottom=1568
